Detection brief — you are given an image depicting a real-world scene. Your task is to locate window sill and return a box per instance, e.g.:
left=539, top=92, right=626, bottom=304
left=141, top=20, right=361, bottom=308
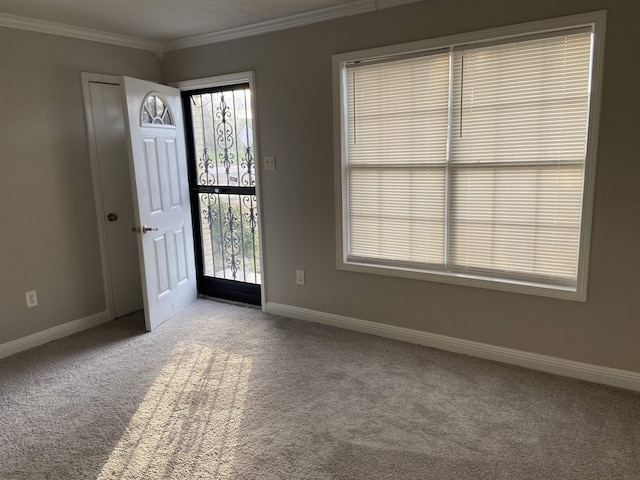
left=338, top=259, right=585, bottom=302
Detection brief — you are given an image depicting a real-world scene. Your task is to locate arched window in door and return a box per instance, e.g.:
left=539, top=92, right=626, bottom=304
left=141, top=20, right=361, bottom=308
left=141, top=93, right=174, bottom=126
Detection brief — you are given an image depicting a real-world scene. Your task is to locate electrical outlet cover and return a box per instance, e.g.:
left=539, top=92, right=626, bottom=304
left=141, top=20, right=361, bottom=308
left=25, top=290, right=38, bottom=308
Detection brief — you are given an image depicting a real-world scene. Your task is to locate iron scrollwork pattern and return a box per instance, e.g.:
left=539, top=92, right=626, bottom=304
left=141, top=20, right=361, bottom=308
left=241, top=147, right=254, bottom=187
left=192, top=89, right=255, bottom=188
left=199, top=148, right=216, bottom=186
left=193, top=87, right=259, bottom=284
left=216, top=94, right=235, bottom=179
left=200, top=193, right=260, bottom=283
left=242, top=195, right=259, bottom=273
left=200, top=193, right=218, bottom=276
left=222, top=199, right=241, bottom=279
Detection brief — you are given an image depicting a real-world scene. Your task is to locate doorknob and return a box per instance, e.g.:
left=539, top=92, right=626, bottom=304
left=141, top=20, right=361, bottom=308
left=107, top=213, right=118, bottom=222
left=131, top=225, right=159, bottom=234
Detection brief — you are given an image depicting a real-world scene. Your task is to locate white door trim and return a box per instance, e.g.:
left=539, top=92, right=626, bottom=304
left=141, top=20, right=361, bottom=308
left=172, top=72, right=268, bottom=310
left=81, top=72, right=122, bottom=322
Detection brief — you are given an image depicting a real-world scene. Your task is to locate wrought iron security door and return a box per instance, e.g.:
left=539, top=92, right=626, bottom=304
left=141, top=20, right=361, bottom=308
left=182, top=84, right=261, bottom=305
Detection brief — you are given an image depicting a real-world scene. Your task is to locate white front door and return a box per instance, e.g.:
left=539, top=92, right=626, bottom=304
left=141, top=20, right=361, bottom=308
left=120, top=76, right=197, bottom=331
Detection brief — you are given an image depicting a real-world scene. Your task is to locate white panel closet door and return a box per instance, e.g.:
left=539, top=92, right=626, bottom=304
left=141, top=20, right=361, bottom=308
left=88, top=81, right=143, bottom=318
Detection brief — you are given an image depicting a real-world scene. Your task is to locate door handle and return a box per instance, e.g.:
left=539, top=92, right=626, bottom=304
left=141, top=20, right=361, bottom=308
left=107, top=213, right=118, bottom=222
left=131, top=225, right=159, bottom=234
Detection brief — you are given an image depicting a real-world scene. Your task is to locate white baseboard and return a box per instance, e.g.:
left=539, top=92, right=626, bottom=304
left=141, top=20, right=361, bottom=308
left=265, top=303, right=640, bottom=392
left=0, top=311, right=109, bottom=360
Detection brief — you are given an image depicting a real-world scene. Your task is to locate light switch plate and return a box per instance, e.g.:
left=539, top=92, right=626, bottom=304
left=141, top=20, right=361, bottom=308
left=264, top=155, right=276, bottom=171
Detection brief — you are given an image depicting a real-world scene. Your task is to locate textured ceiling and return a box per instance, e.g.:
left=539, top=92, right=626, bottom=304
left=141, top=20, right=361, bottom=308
left=0, top=0, right=363, bottom=42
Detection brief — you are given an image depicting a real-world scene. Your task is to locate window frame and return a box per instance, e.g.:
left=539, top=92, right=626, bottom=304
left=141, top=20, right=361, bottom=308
left=333, top=11, right=606, bottom=301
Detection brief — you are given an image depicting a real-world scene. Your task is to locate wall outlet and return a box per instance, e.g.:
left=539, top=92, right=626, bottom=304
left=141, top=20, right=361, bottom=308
left=264, top=155, right=276, bottom=171
left=25, top=290, right=38, bottom=308
left=296, top=269, right=305, bottom=285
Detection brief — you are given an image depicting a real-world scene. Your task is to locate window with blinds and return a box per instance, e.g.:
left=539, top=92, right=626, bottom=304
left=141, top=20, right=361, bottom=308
left=335, top=14, right=604, bottom=300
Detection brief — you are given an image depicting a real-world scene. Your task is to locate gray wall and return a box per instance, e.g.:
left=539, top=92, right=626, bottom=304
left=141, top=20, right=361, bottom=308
left=0, top=27, right=160, bottom=343
left=1, top=0, right=638, bottom=375
left=162, top=0, right=640, bottom=373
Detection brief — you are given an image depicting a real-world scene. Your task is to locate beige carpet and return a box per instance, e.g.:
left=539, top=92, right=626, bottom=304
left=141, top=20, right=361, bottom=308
left=1, top=299, right=639, bottom=479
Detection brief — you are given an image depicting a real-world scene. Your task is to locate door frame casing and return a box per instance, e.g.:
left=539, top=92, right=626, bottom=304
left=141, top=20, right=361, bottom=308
left=172, top=72, right=267, bottom=310
left=81, top=72, right=122, bottom=322
left=82, top=71, right=267, bottom=316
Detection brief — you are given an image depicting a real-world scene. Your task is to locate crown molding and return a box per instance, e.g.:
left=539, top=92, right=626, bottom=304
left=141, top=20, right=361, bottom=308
left=161, top=0, right=371, bottom=51
left=0, top=0, right=422, bottom=54
left=160, top=0, right=421, bottom=52
left=0, top=11, right=159, bottom=52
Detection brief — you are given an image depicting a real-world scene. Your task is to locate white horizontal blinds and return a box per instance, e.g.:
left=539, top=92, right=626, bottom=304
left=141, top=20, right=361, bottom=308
left=449, top=165, right=584, bottom=282
left=349, top=168, right=446, bottom=264
left=347, top=53, right=451, bottom=165
left=450, top=31, right=592, bottom=164
left=448, top=31, right=592, bottom=282
left=346, top=52, right=450, bottom=264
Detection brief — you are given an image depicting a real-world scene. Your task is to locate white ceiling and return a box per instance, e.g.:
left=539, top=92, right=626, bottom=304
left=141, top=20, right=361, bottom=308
left=0, top=0, right=418, bottom=49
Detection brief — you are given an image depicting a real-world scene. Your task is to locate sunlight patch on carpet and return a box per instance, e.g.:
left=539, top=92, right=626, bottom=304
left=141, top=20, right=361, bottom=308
left=97, top=342, right=252, bottom=479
